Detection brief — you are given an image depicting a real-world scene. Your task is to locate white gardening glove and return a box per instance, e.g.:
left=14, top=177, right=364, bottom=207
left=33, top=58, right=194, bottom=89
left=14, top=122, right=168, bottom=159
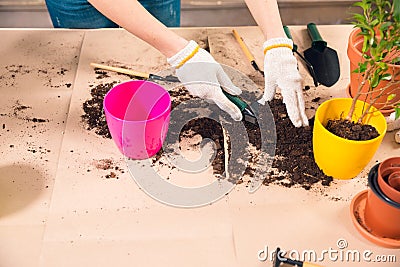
left=258, top=38, right=309, bottom=127
left=167, top=40, right=242, bottom=121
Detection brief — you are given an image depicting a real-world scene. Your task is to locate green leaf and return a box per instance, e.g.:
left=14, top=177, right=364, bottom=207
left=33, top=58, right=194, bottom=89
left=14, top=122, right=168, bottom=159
left=392, top=57, right=400, bottom=64
left=353, top=13, right=367, bottom=23
left=396, top=107, right=400, bottom=120
left=387, top=94, right=396, bottom=101
left=380, top=21, right=392, bottom=31
left=352, top=2, right=365, bottom=8
left=394, top=0, right=400, bottom=21
left=377, top=62, right=388, bottom=70
left=370, top=73, right=380, bottom=88
left=358, top=62, right=368, bottom=73
left=371, top=18, right=380, bottom=27
left=381, top=73, right=392, bottom=80
left=362, top=37, right=369, bottom=53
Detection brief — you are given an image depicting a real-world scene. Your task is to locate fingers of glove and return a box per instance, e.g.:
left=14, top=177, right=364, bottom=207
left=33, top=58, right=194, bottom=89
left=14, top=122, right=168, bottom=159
left=278, top=69, right=308, bottom=127
left=184, top=82, right=219, bottom=99
left=280, top=88, right=303, bottom=127
left=212, top=90, right=243, bottom=121
left=216, top=67, right=242, bottom=95
left=280, top=85, right=308, bottom=127
left=259, top=75, right=277, bottom=104
left=261, top=52, right=279, bottom=103
left=184, top=84, right=200, bottom=97
left=296, top=89, right=309, bottom=126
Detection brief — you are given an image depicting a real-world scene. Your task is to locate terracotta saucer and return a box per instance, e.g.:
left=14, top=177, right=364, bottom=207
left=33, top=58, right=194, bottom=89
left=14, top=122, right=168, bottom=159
left=350, top=190, right=400, bottom=248
left=346, top=84, right=394, bottom=116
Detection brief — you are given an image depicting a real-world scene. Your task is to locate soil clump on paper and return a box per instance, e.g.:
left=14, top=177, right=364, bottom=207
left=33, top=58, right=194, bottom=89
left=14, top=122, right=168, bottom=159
left=81, top=82, right=117, bottom=139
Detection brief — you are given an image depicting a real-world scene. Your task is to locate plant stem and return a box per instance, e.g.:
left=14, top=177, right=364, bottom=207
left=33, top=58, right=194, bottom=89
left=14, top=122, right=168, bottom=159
left=346, top=67, right=373, bottom=120
left=358, top=80, right=400, bottom=122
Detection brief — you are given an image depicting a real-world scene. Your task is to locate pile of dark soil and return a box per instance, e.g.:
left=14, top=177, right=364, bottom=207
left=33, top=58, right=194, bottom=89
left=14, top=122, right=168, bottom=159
left=325, top=119, right=379, bottom=141
left=81, top=81, right=332, bottom=190
left=265, top=99, right=333, bottom=189
left=82, top=82, right=117, bottom=139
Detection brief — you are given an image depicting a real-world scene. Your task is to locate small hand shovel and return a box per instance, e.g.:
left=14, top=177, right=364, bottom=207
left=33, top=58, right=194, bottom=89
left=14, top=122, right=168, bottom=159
left=304, top=23, right=340, bottom=87
left=283, top=25, right=318, bottom=87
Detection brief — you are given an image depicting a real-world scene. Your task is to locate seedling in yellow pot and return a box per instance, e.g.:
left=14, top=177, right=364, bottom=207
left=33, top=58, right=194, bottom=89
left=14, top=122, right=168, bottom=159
left=312, top=0, right=399, bottom=179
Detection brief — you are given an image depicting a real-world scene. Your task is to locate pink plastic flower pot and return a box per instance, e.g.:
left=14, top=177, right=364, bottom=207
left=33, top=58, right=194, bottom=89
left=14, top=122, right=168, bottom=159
left=103, top=80, right=171, bottom=159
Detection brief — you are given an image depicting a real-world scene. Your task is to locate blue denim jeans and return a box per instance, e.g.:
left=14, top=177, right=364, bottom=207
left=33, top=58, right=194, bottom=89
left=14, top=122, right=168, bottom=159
left=45, top=0, right=181, bottom=28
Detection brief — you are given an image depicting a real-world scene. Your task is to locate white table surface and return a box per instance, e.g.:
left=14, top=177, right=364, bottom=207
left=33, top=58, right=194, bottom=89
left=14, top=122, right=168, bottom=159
left=0, top=26, right=399, bottom=267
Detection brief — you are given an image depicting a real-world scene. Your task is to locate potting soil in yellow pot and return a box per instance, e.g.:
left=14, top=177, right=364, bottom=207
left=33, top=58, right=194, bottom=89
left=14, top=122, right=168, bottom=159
left=313, top=98, right=387, bottom=179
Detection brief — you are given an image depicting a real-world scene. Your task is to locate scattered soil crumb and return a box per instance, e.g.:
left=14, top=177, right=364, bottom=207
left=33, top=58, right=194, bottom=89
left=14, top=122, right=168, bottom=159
left=95, top=70, right=110, bottom=79
left=94, top=159, right=114, bottom=170
left=92, top=158, right=124, bottom=179
left=12, top=101, right=31, bottom=116
left=105, top=172, right=117, bottom=179
left=27, top=145, right=51, bottom=155
left=8, top=101, right=50, bottom=124
left=30, top=118, right=49, bottom=123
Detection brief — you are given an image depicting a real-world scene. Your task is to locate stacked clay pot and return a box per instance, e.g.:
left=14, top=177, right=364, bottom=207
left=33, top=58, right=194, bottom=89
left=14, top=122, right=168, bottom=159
left=377, top=157, right=400, bottom=203
left=364, top=158, right=400, bottom=239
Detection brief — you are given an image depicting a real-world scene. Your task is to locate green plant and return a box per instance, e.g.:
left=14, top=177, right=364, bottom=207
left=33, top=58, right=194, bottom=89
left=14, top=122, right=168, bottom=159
left=347, top=0, right=400, bottom=122
left=395, top=102, right=400, bottom=119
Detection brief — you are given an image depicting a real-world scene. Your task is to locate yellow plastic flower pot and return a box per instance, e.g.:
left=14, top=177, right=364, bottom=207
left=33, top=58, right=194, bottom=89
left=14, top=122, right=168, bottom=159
left=313, top=98, right=387, bottom=179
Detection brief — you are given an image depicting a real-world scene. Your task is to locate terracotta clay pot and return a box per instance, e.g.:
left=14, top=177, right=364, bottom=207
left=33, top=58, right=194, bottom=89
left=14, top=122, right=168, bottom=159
left=388, top=172, right=400, bottom=190
left=377, top=157, right=400, bottom=203
left=364, top=164, right=400, bottom=239
left=347, top=28, right=400, bottom=115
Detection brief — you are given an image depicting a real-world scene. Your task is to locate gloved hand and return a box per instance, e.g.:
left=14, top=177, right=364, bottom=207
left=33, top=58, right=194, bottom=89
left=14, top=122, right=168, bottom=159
left=167, top=40, right=243, bottom=121
left=258, top=37, right=309, bottom=127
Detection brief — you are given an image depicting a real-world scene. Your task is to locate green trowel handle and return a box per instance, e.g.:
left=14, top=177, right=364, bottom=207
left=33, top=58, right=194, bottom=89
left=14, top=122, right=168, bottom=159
left=283, top=25, right=298, bottom=52
left=222, top=90, right=247, bottom=111
left=307, top=23, right=327, bottom=51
